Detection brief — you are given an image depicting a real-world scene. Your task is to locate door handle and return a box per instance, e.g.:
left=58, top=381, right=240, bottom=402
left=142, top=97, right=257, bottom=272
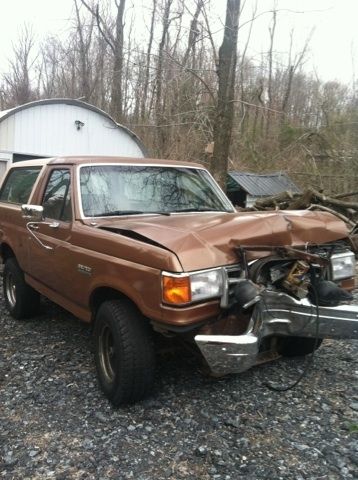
left=26, top=222, right=53, bottom=251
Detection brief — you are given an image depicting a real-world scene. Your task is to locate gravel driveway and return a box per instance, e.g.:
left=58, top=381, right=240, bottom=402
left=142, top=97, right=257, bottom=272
left=0, top=279, right=357, bottom=480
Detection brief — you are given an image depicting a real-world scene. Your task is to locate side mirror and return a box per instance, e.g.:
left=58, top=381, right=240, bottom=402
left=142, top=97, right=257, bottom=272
left=21, top=204, right=44, bottom=222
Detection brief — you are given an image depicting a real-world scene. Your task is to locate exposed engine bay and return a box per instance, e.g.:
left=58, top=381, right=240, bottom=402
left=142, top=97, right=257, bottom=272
left=244, top=242, right=356, bottom=308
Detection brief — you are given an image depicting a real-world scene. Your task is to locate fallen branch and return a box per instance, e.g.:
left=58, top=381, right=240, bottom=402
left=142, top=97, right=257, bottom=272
left=308, top=187, right=358, bottom=210
left=333, top=190, right=358, bottom=199
left=287, top=190, right=314, bottom=209
left=307, top=204, right=356, bottom=227
left=254, top=191, right=294, bottom=209
left=241, top=186, right=358, bottom=227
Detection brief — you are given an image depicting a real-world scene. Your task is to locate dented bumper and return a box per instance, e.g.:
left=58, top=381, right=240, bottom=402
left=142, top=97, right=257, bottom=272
left=195, top=290, right=358, bottom=375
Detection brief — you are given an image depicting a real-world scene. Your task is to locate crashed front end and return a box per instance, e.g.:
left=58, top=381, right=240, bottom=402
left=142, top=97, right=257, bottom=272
left=194, top=243, right=358, bottom=375
left=111, top=206, right=358, bottom=376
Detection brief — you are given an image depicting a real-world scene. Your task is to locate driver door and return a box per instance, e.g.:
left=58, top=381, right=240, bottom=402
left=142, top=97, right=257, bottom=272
left=28, top=168, right=75, bottom=298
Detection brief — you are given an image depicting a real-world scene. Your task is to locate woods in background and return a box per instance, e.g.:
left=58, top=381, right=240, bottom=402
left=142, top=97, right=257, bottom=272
left=0, top=0, right=357, bottom=194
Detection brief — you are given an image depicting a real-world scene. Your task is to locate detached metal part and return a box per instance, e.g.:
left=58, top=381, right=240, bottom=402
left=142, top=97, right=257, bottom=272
left=195, top=290, right=358, bottom=375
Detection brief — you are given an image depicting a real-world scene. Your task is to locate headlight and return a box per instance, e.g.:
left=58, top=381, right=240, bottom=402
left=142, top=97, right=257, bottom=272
left=330, top=251, right=356, bottom=280
left=190, top=269, right=223, bottom=302
left=162, top=268, right=223, bottom=305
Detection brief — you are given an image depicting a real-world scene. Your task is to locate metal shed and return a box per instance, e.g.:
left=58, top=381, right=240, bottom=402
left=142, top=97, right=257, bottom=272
left=0, top=98, right=146, bottom=177
left=227, top=171, right=301, bottom=207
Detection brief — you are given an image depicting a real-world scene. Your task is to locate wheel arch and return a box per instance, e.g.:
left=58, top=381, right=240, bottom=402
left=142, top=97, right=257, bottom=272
left=89, top=286, right=143, bottom=322
left=0, top=243, right=16, bottom=263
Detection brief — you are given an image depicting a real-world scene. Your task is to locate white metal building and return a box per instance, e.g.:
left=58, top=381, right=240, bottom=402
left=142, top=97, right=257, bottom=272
left=0, top=98, right=147, bottom=177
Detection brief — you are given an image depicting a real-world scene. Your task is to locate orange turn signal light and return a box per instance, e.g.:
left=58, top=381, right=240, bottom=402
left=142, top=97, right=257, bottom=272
left=162, top=275, right=191, bottom=305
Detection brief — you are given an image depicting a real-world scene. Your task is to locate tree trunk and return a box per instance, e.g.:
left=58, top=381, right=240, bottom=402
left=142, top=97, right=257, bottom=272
left=74, top=0, right=93, bottom=101
left=141, top=0, right=157, bottom=120
left=265, top=8, right=276, bottom=139
left=110, top=0, right=126, bottom=121
left=154, top=0, right=174, bottom=155
left=210, top=0, right=241, bottom=189
left=80, top=0, right=126, bottom=122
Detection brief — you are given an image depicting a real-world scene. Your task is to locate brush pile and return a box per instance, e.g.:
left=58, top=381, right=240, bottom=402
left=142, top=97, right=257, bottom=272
left=238, top=188, right=358, bottom=229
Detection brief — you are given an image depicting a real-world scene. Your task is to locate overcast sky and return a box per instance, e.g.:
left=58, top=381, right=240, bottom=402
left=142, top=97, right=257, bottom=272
left=0, top=0, right=357, bottom=86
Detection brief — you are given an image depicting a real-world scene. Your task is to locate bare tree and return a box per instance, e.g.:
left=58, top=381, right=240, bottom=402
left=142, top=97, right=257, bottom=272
left=80, top=0, right=126, bottom=121
left=281, top=29, right=312, bottom=124
left=238, top=1, right=258, bottom=134
left=210, top=0, right=241, bottom=188
left=140, top=0, right=157, bottom=119
left=182, top=0, right=203, bottom=67
left=154, top=0, right=175, bottom=153
left=3, top=26, right=37, bottom=107
left=265, top=6, right=277, bottom=138
left=74, top=0, right=95, bottom=101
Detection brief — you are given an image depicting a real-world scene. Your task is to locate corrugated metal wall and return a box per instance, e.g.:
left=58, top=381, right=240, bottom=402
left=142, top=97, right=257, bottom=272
left=0, top=103, right=144, bottom=158
left=0, top=152, right=12, bottom=178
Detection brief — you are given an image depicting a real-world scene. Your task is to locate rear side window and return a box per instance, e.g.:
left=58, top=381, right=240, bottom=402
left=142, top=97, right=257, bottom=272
left=0, top=167, right=41, bottom=204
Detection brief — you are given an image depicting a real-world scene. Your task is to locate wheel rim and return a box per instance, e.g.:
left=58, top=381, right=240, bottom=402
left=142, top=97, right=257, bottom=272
left=5, top=271, right=17, bottom=308
left=98, top=324, right=116, bottom=383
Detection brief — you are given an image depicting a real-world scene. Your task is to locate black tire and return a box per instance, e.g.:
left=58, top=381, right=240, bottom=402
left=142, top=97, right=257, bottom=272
left=277, top=336, right=323, bottom=357
left=94, top=299, right=155, bottom=406
left=3, top=257, right=41, bottom=319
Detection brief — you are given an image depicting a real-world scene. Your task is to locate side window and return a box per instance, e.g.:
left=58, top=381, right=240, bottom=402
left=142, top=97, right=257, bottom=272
left=42, top=169, right=72, bottom=221
left=0, top=167, right=41, bottom=204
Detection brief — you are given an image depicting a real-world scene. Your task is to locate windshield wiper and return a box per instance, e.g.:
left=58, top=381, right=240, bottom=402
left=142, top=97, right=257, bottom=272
left=95, top=210, right=171, bottom=217
left=171, top=207, right=230, bottom=213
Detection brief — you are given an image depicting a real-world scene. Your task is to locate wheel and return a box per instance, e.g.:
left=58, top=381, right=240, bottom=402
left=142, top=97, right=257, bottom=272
left=94, top=299, right=155, bottom=406
left=277, top=336, right=323, bottom=357
left=3, top=257, right=41, bottom=319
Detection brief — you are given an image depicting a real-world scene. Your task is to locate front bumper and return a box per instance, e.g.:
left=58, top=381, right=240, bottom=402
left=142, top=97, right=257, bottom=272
left=195, top=290, right=358, bottom=375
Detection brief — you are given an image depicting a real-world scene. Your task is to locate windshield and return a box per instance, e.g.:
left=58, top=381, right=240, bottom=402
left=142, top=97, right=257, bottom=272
left=79, top=165, right=233, bottom=217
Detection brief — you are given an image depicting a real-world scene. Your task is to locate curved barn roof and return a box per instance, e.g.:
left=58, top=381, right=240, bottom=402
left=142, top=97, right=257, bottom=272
left=0, top=98, right=147, bottom=156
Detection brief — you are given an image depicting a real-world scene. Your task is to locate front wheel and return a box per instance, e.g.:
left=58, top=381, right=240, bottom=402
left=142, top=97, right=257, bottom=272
left=277, top=336, right=323, bottom=357
left=93, top=299, right=155, bottom=406
left=3, top=258, right=41, bottom=319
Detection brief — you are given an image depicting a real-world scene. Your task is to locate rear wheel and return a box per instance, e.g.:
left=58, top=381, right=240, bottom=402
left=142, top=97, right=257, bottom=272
left=3, top=258, right=41, bottom=319
left=277, top=336, right=323, bottom=357
left=94, top=299, right=155, bottom=406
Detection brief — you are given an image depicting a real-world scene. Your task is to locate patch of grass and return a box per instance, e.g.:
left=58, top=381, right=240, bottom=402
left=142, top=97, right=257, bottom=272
left=349, top=423, right=358, bottom=434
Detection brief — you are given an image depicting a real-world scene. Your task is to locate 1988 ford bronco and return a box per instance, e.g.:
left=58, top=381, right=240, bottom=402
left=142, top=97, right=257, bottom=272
left=0, top=156, right=357, bottom=405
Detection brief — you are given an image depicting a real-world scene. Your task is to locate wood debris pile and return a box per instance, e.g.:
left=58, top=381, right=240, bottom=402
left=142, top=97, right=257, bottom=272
left=237, top=188, right=358, bottom=229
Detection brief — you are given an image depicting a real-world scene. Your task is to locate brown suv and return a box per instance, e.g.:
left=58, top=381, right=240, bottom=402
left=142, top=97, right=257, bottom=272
left=0, top=156, right=357, bottom=405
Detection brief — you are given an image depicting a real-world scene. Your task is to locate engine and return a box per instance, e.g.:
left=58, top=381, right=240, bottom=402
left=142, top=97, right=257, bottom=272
left=244, top=244, right=356, bottom=308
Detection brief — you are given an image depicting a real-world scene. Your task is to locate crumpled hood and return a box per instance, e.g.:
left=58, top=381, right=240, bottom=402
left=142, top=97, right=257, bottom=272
left=96, top=210, right=349, bottom=271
